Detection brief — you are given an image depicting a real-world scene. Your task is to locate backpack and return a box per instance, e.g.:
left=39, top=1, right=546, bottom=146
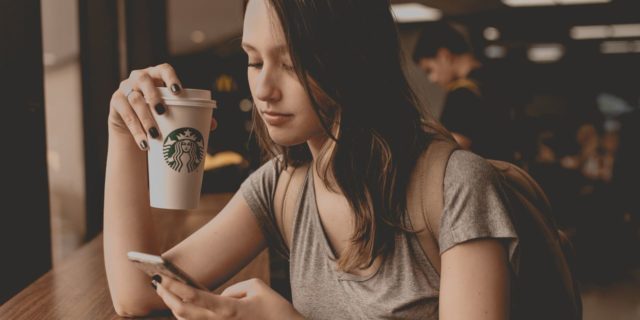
left=273, top=138, right=582, bottom=320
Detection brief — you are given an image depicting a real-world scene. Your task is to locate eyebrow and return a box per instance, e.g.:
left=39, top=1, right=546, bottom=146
left=241, top=42, right=288, bottom=55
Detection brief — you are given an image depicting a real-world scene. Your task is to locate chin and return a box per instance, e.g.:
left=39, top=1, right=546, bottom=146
left=267, top=128, right=308, bottom=147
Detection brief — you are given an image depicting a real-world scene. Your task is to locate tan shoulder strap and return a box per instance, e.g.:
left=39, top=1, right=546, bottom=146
left=407, top=139, right=458, bottom=275
left=447, top=78, right=481, bottom=97
left=273, top=162, right=310, bottom=250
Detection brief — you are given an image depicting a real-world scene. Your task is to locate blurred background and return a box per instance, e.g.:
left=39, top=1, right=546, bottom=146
left=2, top=0, right=639, bottom=318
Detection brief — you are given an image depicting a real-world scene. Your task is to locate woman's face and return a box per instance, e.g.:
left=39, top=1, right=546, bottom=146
left=418, top=49, right=456, bottom=89
left=242, top=0, right=326, bottom=147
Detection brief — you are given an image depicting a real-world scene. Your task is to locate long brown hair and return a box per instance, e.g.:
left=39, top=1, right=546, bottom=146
left=243, top=0, right=450, bottom=271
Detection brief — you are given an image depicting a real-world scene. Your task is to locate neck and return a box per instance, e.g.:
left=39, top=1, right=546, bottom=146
left=454, top=54, right=481, bottom=79
left=307, top=133, right=329, bottom=164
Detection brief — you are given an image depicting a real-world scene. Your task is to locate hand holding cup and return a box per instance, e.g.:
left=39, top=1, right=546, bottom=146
left=108, top=63, right=217, bottom=149
left=108, top=63, right=218, bottom=210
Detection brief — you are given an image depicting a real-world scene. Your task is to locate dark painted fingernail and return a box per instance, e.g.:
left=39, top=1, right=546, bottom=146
left=152, top=274, right=162, bottom=284
left=149, top=127, right=159, bottom=139
left=155, top=103, right=166, bottom=115
left=151, top=280, right=157, bottom=290
left=140, top=140, right=148, bottom=150
left=170, top=84, right=181, bottom=93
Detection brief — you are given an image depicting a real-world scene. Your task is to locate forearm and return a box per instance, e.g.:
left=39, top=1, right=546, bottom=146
left=103, top=129, right=164, bottom=315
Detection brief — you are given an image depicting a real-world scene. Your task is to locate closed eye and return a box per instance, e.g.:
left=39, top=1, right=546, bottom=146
left=248, top=62, right=295, bottom=72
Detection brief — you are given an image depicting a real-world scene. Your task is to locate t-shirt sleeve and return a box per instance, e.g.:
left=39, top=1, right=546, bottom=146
left=238, top=158, right=289, bottom=259
left=439, top=150, right=520, bottom=271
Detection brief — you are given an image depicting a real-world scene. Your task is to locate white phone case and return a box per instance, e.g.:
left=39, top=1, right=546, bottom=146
left=127, top=251, right=208, bottom=291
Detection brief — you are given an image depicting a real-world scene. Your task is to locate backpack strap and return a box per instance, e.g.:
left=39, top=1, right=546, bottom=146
left=447, top=78, right=481, bottom=97
left=273, top=162, right=310, bottom=250
left=407, top=139, right=458, bottom=275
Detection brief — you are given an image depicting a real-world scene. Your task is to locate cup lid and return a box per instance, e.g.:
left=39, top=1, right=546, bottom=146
left=157, top=87, right=216, bottom=108
left=159, top=86, right=216, bottom=98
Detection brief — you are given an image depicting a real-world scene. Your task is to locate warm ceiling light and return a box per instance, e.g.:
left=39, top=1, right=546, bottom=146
left=611, top=24, right=640, bottom=38
left=570, top=25, right=611, bottom=39
left=600, top=40, right=640, bottom=54
left=556, top=0, right=610, bottom=4
left=571, top=24, right=640, bottom=40
left=503, top=0, right=610, bottom=6
left=390, top=3, right=442, bottom=23
left=600, top=41, right=633, bottom=54
left=484, top=27, right=501, bottom=41
left=502, top=0, right=555, bottom=7
left=485, top=45, right=507, bottom=59
left=528, top=44, right=565, bottom=63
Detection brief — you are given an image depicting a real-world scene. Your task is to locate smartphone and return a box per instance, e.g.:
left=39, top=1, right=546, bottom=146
left=127, top=251, right=208, bottom=291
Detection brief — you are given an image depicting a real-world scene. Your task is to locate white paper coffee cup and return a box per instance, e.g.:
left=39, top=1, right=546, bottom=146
left=148, top=87, right=216, bottom=210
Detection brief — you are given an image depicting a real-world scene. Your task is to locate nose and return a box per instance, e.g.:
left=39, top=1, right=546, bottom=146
left=254, top=67, right=282, bottom=102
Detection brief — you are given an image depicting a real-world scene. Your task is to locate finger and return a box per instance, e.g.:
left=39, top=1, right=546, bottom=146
left=154, top=280, right=195, bottom=319
left=125, top=90, right=161, bottom=140
left=220, top=281, right=251, bottom=299
left=122, top=71, right=166, bottom=117
left=147, top=63, right=182, bottom=95
left=210, top=117, right=217, bottom=132
left=127, top=69, right=164, bottom=88
left=111, top=91, right=149, bottom=150
left=134, top=71, right=168, bottom=116
left=156, top=274, right=205, bottom=305
left=118, top=78, right=135, bottom=98
left=158, top=274, right=231, bottom=311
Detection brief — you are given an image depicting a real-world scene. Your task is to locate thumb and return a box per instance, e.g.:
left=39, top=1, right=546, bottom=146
left=220, top=281, right=251, bottom=299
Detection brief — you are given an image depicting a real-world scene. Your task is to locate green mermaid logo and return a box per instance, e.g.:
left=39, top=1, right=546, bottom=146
left=163, top=128, right=205, bottom=173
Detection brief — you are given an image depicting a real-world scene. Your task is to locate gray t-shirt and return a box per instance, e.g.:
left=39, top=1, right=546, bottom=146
left=240, top=150, right=519, bottom=319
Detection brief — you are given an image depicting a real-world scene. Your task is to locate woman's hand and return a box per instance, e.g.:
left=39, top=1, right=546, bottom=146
left=108, top=63, right=217, bottom=150
left=153, top=275, right=304, bottom=320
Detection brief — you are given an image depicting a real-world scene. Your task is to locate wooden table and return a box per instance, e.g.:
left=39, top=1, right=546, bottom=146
left=0, top=193, right=270, bottom=319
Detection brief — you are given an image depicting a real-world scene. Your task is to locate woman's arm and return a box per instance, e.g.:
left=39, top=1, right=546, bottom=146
left=161, top=191, right=268, bottom=295
left=439, top=238, right=511, bottom=320
left=105, top=139, right=267, bottom=317
left=103, top=126, right=166, bottom=317
left=103, top=64, right=268, bottom=317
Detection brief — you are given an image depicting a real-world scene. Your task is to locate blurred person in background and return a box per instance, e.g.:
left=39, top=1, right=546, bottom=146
left=560, top=121, right=617, bottom=184
left=413, top=22, right=513, bottom=162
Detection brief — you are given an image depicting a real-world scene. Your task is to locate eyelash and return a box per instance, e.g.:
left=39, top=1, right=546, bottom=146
left=247, top=62, right=294, bottom=72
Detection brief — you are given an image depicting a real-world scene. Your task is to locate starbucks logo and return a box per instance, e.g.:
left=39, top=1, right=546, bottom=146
left=163, top=127, right=205, bottom=173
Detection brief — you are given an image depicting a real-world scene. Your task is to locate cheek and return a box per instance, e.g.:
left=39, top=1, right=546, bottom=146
left=428, top=72, right=438, bottom=83
left=266, top=104, right=325, bottom=146
left=297, top=109, right=324, bottom=132
left=247, top=73, right=257, bottom=95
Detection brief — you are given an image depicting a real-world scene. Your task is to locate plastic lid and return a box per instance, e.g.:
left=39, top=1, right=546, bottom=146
left=157, top=87, right=216, bottom=108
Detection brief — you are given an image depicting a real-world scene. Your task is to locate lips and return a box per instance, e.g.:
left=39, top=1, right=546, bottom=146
left=261, top=110, right=293, bottom=126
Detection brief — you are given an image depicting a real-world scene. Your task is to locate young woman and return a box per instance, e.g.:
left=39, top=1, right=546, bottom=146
left=104, top=0, right=517, bottom=319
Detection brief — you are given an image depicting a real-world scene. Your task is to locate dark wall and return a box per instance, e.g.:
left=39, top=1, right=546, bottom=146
left=80, top=0, right=169, bottom=241
left=0, top=0, right=52, bottom=304
left=79, top=0, right=121, bottom=241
